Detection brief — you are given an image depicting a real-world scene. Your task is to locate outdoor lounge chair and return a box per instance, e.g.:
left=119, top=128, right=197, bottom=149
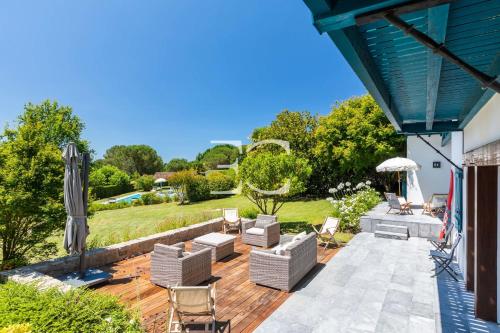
left=242, top=214, right=280, bottom=247
left=150, top=242, right=212, bottom=287
left=222, top=208, right=241, bottom=234
left=430, top=233, right=462, bottom=281
left=166, top=284, right=216, bottom=333
left=249, top=232, right=317, bottom=291
left=428, top=222, right=454, bottom=252
left=422, top=194, right=448, bottom=217
left=384, top=192, right=413, bottom=215
left=312, top=217, right=339, bottom=251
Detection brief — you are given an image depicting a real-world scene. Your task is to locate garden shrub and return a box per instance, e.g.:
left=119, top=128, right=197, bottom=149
left=240, top=207, right=259, bottom=219
left=131, top=199, right=143, bottom=207
left=0, top=282, right=143, bottom=333
left=90, top=165, right=132, bottom=199
left=134, top=175, right=155, bottom=191
left=0, top=324, right=32, bottom=333
left=169, top=170, right=211, bottom=204
left=90, top=201, right=131, bottom=212
left=328, top=181, right=381, bottom=232
left=186, top=175, right=211, bottom=202
left=207, top=171, right=235, bottom=194
left=140, top=193, right=163, bottom=205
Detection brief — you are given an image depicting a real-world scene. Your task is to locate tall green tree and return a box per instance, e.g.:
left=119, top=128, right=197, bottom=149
left=0, top=100, right=88, bottom=268
left=251, top=110, right=317, bottom=160
left=103, top=145, right=163, bottom=175
left=239, top=152, right=311, bottom=215
left=196, top=145, right=239, bottom=170
left=164, top=158, right=191, bottom=172
left=251, top=110, right=320, bottom=192
left=314, top=95, right=405, bottom=191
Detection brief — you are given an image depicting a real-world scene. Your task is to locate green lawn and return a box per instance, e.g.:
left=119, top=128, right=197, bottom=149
left=52, top=195, right=351, bottom=256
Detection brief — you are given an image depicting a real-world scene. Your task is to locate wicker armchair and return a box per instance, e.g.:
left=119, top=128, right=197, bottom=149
left=241, top=214, right=280, bottom=248
left=150, top=242, right=212, bottom=287
left=249, top=233, right=317, bottom=291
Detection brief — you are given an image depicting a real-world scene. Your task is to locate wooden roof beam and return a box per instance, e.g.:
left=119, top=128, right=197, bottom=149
left=375, top=13, right=500, bottom=93
left=355, top=0, right=456, bottom=26
left=425, top=4, right=449, bottom=131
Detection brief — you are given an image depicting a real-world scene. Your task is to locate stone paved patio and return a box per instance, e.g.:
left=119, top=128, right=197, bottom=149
left=255, top=232, right=500, bottom=333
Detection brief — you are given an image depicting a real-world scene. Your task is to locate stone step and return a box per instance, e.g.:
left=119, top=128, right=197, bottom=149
left=374, top=230, right=409, bottom=240
left=375, top=223, right=409, bottom=234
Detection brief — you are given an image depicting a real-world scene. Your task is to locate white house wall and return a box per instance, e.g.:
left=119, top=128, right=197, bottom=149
left=464, top=93, right=500, bottom=153
left=406, top=135, right=452, bottom=205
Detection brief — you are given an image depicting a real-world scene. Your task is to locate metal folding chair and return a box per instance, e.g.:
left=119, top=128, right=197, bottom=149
left=428, top=222, right=454, bottom=252
left=430, top=234, right=462, bottom=281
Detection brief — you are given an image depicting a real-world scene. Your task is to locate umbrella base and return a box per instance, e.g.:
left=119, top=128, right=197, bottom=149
left=58, top=268, right=111, bottom=288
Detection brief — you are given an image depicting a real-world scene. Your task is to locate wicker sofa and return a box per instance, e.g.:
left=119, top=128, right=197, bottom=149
left=249, top=232, right=317, bottom=291
left=150, top=242, right=212, bottom=287
left=241, top=214, right=280, bottom=248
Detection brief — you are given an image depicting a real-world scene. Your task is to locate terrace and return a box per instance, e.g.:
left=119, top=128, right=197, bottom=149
left=93, top=235, right=338, bottom=333
left=1, top=0, right=499, bottom=332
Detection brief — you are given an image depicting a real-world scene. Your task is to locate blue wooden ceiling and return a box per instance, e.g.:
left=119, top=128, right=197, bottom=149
left=304, top=0, right=500, bottom=134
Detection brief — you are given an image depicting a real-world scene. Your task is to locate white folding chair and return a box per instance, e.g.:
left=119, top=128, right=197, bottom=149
left=312, top=217, right=339, bottom=251
left=167, top=284, right=216, bottom=333
left=222, top=208, right=241, bottom=234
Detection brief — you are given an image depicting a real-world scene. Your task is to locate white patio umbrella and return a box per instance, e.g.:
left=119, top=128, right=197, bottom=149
left=62, top=143, right=89, bottom=256
left=154, top=177, right=167, bottom=184
left=154, top=177, right=166, bottom=189
left=376, top=157, right=421, bottom=196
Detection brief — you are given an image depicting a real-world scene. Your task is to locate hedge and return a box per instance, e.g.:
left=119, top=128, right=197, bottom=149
left=91, top=183, right=133, bottom=199
left=0, top=282, right=143, bottom=333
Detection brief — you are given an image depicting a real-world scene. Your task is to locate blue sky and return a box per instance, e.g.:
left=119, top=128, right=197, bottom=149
left=0, top=1, right=365, bottom=161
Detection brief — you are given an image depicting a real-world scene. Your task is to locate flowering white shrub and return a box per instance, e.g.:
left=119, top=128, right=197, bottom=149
left=327, top=181, right=380, bottom=232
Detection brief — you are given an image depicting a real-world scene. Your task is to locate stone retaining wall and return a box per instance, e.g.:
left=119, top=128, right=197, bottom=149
left=0, top=217, right=224, bottom=289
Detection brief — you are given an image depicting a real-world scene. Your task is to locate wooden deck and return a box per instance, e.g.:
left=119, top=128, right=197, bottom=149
left=94, top=235, right=339, bottom=333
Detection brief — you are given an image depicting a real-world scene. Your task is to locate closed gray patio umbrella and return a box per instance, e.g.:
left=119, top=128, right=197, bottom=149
left=62, top=143, right=89, bottom=256
left=59, top=143, right=111, bottom=287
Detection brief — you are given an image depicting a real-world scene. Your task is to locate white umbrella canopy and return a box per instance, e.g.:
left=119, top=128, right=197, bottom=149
left=376, top=157, right=421, bottom=196
left=154, top=177, right=167, bottom=184
left=376, top=157, right=421, bottom=172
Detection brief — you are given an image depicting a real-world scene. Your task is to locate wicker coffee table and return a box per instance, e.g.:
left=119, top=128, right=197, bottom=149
left=192, top=233, right=236, bottom=261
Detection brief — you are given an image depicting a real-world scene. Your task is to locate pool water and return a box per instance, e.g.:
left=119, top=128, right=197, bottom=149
left=116, top=193, right=142, bottom=203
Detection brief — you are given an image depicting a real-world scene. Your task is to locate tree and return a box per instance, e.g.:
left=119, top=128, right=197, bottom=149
left=251, top=110, right=321, bottom=193
left=164, top=158, right=191, bottom=172
left=134, top=175, right=155, bottom=191
left=196, top=145, right=239, bottom=170
left=251, top=110, right=317, bottom=160
left=0, top=100, right=88, bottom=268
left=168, top=170, right=210, bottom=204
left=314, top=94, right=405, bottom=191
left=238, top=152, right=311, bottom=215
left=103, top=145, right=163, bottom=175
left=89, top=165, right=131, bottom=199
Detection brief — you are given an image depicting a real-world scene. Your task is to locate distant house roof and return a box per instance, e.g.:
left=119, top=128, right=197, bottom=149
left=153, top=172, right=175, bottom=180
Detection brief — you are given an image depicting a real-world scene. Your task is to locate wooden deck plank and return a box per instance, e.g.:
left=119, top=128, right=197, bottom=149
left=93, top=235, right=339, bottom=332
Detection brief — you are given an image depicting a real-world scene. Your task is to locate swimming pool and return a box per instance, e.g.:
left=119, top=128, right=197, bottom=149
left=115, top=193, right=142, bottom=203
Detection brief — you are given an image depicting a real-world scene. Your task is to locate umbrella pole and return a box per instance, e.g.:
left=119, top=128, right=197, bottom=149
left=80, top=152, right=90, bottom=278
left=397, top=171, right=401, bottom=196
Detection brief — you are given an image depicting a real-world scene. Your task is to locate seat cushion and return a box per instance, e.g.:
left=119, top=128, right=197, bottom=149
left=273, top=241, right=293, bottom=255
left=292, top=231, right=307, bottom=242
left=246, top=227, right=265, bottom=236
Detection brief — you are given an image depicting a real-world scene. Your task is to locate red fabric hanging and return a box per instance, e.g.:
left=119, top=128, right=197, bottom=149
left=439, top=170, right=454, bottom=239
